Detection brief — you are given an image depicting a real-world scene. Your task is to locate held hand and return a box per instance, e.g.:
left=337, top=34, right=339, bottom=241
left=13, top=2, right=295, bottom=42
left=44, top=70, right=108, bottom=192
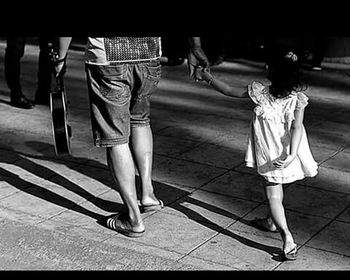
left=200, top=69, right=213, bottom=83
left=48, top=43, right=66, bottom=78
left=191, top=46, right=210, bottom=69
left=187, top=47, right=210, bottom=81
left=273, top=155, right=296, bottom=169
left=187, top=52, right=201, bottom=81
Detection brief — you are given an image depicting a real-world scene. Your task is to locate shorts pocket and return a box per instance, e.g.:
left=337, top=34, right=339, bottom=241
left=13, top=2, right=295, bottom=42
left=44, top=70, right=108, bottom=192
left=144, top=60, right=161, bottom=81
left=97, top=65, right=130, bottom=103
left=137, top=62, right=161, bottom=100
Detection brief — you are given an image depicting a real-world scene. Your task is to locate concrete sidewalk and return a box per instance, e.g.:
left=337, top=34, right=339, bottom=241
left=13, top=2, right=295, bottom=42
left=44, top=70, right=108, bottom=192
left=0, top=41, right=349, bottom=270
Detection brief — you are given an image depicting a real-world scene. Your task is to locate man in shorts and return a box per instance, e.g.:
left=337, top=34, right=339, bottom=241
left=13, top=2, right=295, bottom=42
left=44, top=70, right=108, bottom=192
left=54, top=37, right=209, bottom=237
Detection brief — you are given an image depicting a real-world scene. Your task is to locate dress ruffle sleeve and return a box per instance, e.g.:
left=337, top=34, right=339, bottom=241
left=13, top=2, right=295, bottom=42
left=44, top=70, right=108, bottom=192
left=296, top=92, right=309, bottom=110
left=247, top=81, right=265, bottom=104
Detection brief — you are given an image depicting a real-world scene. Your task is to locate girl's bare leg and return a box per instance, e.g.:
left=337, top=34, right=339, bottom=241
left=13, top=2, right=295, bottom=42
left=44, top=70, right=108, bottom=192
left=264, top=182, right=296, bottom=253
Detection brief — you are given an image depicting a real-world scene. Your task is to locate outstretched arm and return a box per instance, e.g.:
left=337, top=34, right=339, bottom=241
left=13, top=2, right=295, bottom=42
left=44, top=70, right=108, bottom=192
left=273, top=107, right=305, bottom=169
left=201, top=69, right=248, bottom=98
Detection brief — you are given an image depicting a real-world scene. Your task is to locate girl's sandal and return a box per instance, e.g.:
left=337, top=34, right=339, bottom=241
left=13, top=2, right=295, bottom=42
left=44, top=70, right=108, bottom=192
left=282, top=245, right=298, bottom=261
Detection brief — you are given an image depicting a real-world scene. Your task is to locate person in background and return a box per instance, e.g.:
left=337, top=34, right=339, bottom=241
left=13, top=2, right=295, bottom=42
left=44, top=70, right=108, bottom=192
left=301, top=37, right=327, bottom=71
left=5, top=37, right=53, bottom=109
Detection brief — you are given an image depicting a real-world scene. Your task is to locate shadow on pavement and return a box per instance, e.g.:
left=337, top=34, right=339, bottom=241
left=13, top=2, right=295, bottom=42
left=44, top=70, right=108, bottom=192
left=0, top=143, right=124, bottom=221
left=165, top=193, right=281, bottom=257
left=0, top=98, right=11, bottom=106
left=0, top=165, right=105, bottom=221
left=0, top=90, right=11, bottom=106
left=0, top=140, right=282, bottom=258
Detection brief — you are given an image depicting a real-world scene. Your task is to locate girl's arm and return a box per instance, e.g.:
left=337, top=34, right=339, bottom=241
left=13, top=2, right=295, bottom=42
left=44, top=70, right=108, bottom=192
left=289, top=108, right=304, bottom=157
left=273, top=107, right=305, bottom=169
left=201, top=70, right=248, bottom=98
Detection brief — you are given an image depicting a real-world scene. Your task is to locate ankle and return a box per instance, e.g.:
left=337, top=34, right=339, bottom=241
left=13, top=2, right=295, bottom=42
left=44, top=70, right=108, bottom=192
left=128, top=216, right=145, bottom=230
left=124, top=209, right=143, bottom=225
left=282, top=232, right=295, bottom=247
left=141, top=192, right=158, bottom=205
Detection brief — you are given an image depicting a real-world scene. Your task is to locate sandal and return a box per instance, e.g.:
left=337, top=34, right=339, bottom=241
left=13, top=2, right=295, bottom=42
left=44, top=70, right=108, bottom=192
left=252, top=218, right=279, bottom=233
left=282, top=245, right=298, bottom=261
left=103, top=214, right=145, bottom=238
left=141, top=199, right=164, bottom=213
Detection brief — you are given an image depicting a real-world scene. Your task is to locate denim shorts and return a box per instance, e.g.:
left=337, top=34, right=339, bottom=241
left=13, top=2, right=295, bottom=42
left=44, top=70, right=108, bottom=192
left=85, top=60, right=161, bottom=147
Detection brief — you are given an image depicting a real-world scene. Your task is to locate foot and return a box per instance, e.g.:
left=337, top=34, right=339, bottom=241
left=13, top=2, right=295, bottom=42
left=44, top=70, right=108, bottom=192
left=281, top=232, right=298, bottom=261
left=282, top=244, right=298, bottom=261
left=252, top=217, right=279, bottom=233
left=103, top=213, right=145, bottom=238
left=140, top=199, right=164, bottom=213
left=10, top=94, right=34, bottom=109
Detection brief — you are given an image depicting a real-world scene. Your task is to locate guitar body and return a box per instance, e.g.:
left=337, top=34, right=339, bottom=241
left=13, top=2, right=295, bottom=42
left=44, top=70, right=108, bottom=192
left=50, top=86, right=72, bottom=155
left=48, top=42, right=72, bottom=156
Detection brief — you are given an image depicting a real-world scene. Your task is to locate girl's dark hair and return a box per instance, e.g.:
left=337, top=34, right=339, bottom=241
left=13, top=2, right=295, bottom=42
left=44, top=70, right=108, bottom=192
left=266, top=45, right=307, bottom=98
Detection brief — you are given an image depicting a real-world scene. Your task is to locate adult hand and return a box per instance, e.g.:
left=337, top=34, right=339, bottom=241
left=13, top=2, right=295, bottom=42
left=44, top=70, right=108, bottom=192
left=188, top=52, right=209, bottom=81
left=187, top=37, right=210, bottom=81
left=54, top=57, right=67, bottom=78
left=273, top=155, right=296, bottom=169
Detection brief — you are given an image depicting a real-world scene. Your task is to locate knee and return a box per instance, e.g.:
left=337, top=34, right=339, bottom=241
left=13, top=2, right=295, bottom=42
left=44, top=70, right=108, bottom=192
left=265, top=183, right=282, bottom=201
left=266, top=193, right=281, bottom=203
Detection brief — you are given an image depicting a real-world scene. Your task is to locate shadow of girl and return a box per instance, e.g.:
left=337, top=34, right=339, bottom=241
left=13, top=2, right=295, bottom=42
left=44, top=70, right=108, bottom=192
left=148, top=180, right=281, bottom=257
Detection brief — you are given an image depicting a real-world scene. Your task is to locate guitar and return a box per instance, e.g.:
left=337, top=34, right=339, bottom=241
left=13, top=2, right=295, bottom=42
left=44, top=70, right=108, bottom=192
left=49, top=43, right=72, bottom=155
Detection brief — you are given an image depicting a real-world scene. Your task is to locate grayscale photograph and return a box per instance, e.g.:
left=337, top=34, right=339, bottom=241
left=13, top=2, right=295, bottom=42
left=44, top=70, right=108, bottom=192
left=0, top=35, right=349, bottom=271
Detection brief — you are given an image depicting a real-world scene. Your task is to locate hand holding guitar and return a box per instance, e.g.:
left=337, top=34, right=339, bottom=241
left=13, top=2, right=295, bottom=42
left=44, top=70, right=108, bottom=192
left=54, top=58, right=66, bottom=78
left=48, top=42, right=72, bottom=156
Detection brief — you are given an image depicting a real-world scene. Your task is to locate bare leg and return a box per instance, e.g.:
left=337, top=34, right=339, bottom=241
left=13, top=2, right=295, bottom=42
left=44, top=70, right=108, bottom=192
left=130, top=125, right=159, bottom=206
left=264, top=182, right=296, bottom=253
left=107, top=144, right=144, bottom=232
left=265, top=191, right=282, bottom=230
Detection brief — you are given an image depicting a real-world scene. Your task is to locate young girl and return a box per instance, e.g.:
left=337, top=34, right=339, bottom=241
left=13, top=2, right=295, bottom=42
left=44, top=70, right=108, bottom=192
left=200, top=49, right=318, bottom=261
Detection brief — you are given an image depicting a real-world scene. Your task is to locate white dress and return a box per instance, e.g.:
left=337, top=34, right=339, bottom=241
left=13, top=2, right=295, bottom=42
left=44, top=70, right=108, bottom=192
left=245, top=81, right=318, bottom=184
